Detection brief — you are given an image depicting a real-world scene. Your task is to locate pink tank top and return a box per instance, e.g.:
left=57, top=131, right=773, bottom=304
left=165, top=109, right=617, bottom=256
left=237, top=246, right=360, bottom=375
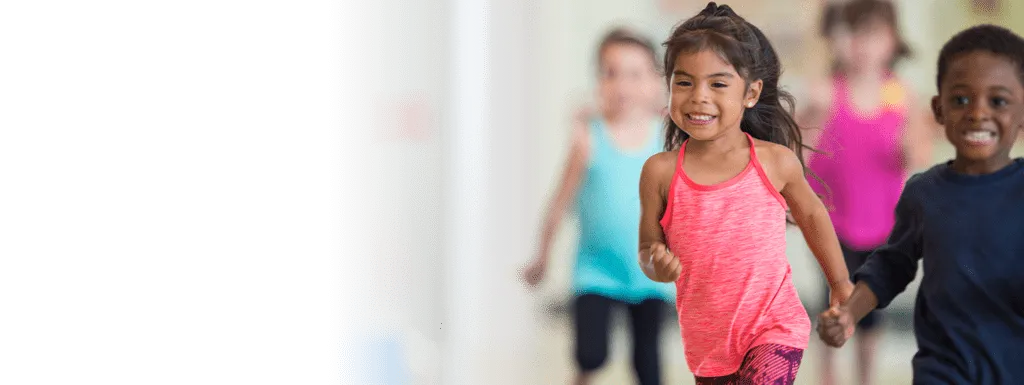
left=808, top=75, right=907, bottom=249
left=659, top=133, right=810, bottom=377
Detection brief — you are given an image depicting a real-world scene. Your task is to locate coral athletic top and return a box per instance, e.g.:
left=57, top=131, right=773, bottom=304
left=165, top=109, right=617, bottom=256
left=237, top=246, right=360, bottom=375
left=659, top=133, right=810, bottom=376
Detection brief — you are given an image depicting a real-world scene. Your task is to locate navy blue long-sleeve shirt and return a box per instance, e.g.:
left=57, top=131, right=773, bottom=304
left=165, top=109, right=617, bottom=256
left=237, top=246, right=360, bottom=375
left=854, top=159, right=1024, bottom=385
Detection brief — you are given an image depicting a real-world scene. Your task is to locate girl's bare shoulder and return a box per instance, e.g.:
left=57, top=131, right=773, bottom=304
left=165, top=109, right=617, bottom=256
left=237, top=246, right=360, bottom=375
left=644, top=150, right=678, bottom=169
left=751, top=138, right=802, bottom=179
left=751, top=138, right=792, bottom=155
left=642, top=151, right=678, bottom=182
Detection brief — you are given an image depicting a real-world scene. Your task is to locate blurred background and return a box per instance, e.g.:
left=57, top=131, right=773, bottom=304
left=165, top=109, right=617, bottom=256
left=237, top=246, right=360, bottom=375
left=349, top=0, right=1024, bottom=384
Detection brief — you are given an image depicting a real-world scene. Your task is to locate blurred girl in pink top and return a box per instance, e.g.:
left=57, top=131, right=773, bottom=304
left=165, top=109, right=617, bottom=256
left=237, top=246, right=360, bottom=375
left=799, top=2, right=934, bottom=384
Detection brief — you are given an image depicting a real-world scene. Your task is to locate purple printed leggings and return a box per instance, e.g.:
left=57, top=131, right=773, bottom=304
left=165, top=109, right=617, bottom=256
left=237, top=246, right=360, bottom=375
left=694, top=344, right=804, bottom=385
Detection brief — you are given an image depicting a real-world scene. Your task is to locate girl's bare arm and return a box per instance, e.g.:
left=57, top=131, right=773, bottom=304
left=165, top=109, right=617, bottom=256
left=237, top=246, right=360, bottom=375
left=638, top=152, right=677, bottom=282
left=536, top=121, right=593, bottom=264
left=773, top=146, right=852, bottom=298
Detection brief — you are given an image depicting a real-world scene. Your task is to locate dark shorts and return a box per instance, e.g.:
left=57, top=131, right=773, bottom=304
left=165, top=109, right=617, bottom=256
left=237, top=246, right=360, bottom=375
left=694, top=344, right=804, bottom=385
left=824, top=242, right=882, bottom=331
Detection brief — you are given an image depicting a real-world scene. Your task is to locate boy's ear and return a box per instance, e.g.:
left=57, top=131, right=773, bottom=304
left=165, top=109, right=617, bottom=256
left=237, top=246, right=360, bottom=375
left=930, top=95, right=943, bottom=124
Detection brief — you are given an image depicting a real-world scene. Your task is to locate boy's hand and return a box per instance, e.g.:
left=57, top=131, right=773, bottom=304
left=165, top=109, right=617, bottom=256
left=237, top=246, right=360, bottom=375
left=648, top=243, right=681, bottom=283
left=817, top=306, right=856, bottom=347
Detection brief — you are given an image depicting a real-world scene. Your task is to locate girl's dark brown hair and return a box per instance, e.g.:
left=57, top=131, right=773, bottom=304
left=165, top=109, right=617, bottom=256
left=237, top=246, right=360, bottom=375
left=596, top=28, right=660, bottom=71
left=820, top=2, right=844, bottom=37
left=661, top=2, right=810, bottom=167
left=821, top=2, right=846, bottom=74
left=843, top=0, right=911, bottom=69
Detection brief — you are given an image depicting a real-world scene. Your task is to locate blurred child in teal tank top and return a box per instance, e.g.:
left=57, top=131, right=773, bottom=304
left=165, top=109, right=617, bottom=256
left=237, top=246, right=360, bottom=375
left=521, top=28, right=674, bottom=385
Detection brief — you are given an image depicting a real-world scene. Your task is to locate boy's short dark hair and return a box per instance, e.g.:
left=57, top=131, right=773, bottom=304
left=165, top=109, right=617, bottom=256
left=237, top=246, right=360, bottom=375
left=937, top=24, right=1024, bottom=89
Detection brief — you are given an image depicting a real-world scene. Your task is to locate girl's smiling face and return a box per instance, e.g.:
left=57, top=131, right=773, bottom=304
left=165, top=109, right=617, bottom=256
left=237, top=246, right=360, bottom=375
left=668, top=49, right=761, bottom=141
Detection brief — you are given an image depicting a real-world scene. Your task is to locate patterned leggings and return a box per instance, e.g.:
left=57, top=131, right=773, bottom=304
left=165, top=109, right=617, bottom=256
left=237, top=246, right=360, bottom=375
left=694, top=344, right=804, bottom=385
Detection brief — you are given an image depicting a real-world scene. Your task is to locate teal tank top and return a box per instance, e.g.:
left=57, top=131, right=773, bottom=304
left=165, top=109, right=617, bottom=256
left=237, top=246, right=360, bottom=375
left=572, top=117, right=675, bottom=303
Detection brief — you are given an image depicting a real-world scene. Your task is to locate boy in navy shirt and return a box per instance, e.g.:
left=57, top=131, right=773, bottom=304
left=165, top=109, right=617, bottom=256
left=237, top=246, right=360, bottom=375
left=818, top=24, right=1024, bottom=384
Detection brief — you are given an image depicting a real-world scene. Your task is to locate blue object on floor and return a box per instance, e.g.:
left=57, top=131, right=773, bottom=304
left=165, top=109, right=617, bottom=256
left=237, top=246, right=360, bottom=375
left=339, top=327, right=411, bottom=385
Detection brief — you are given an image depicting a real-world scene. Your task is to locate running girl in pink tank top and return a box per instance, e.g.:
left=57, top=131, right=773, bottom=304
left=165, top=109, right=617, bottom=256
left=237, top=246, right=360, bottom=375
left=638, top=3, right=854, bottom=384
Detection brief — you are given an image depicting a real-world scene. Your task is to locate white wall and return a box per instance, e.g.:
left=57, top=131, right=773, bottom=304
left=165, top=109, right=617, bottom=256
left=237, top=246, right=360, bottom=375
left=443, top=0, right=540, bottom=382
left=348, top=0, right=449, bottom=383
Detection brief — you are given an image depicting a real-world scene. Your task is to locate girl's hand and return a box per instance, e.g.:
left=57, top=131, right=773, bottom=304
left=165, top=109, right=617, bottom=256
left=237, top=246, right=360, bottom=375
left=520, top=257, right=548, bottom=287
left=648, top=242, right=681, bottom=283
left=829, top=279, right=855, bottom=308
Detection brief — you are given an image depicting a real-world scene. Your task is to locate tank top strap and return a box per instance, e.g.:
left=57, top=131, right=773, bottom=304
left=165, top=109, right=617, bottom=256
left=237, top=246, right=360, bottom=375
left=880, top=76, right=909, bottom=112
left=745, top=133, right=789, bottom=210
left=584, top=117, right=614, bottom=165
left=676, top=137, right=688, bottom=176
left=588, top=117, right=607, bottom=146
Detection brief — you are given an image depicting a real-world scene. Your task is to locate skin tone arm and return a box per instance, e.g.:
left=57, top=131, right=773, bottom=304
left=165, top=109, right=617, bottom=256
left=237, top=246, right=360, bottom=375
left=774, top=145, right=854, bottom=305
left=637, top=152, right=681, bottom=283
left=521, top=117, right=591, bottom=286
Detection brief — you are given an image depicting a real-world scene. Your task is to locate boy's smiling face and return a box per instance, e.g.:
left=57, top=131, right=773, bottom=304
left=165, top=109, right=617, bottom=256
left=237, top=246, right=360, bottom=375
left=933, top=50, right=1024, bottom=173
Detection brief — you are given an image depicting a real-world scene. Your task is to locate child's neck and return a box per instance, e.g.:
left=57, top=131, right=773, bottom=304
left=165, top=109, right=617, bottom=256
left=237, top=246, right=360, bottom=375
left=604, top=107, right=650, bottom=131
left=951, top=155, right=1014, bottom=175
left=685, top=128, right=748, bottom=156
left=845, top=67, right=886, bottom=85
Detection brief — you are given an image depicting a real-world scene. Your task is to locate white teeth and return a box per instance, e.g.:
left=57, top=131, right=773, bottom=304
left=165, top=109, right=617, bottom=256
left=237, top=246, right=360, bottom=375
left=965, top=131, right=995, bottom=141
left=688, top=114, right=713, bottom=121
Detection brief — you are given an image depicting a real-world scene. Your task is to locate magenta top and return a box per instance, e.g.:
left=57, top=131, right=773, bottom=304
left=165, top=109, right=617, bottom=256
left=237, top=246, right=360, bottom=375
left=808, top=75, right=908, bottom=250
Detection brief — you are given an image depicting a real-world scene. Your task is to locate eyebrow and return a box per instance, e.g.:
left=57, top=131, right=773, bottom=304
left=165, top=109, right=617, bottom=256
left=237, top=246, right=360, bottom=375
left=949, top=84, right=1016, bottom=93
left=673, top=69, right=735, bottom=78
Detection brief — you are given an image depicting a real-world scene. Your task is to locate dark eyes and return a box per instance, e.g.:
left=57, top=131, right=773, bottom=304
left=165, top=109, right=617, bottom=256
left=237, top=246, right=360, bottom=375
left=674, top=81, right=728, bottom=88
left=951, top=95, right=1009, bottom=108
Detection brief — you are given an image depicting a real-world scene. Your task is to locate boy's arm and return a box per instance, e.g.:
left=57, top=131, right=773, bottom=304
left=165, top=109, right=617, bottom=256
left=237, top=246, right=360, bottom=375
left=849, top=181, right=925, bottom=310
left=839, top=281, right=880, bottom=323
left=775, top=146, right=851, bottom=294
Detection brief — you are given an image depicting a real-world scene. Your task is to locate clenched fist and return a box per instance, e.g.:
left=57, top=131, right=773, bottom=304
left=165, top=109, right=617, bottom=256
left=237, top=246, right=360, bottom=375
left=647, top=242, right=681, bottom=283
left=520, top=257, right=547, bottom=287
left=817, top=306, right=856, bottom=347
